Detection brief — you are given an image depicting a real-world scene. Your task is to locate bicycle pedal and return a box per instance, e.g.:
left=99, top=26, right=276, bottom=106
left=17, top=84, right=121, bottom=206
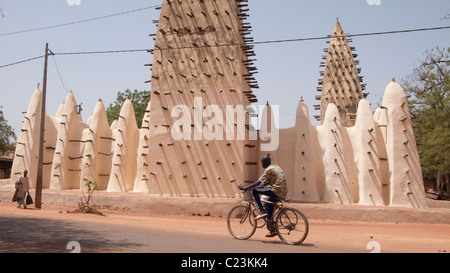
left=255, top=213, right=268, bottom=220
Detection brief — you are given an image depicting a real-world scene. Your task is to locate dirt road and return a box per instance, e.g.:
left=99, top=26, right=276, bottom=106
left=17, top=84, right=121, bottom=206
left=0, top=201, right=449, bottom=253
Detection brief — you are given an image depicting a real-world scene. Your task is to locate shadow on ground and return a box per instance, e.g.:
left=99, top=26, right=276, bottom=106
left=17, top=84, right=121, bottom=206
left=0, top=213, right=145, bottom=253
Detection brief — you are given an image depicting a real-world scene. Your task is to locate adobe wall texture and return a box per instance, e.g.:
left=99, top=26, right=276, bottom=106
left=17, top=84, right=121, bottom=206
left=265, top=80, right=428, bottom=207
left=7, top=0, right=428, bottom=208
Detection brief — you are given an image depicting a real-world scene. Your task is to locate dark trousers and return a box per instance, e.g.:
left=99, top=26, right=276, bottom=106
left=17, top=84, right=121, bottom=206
left=252, top=186, right=279, bottom=222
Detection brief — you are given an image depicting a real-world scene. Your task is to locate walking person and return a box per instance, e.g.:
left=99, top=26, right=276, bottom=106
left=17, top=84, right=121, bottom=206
left=15, top=170, right=30, bottom=209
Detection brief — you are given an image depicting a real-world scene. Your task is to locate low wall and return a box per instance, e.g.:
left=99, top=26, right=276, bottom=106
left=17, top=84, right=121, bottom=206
left=1, top=186, right=449, bottom=224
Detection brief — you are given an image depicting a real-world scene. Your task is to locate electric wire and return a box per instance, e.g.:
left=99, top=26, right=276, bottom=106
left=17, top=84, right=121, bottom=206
left=52, top=26, right=450, bottom=55
left=249, top=26, right=450, bottom=46
left=1, top=25, right=449, bottom=69
left=0, top=4, right=161, bottom=36
left=0, top=55, right=44, bottom=68
left=54, top=48, right=152, bottom=56
left=50, top=53, right=69, bottom=94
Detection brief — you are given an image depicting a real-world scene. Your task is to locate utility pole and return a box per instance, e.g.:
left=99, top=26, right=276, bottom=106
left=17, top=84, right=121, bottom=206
left=35, top=43, right=49, bottom=209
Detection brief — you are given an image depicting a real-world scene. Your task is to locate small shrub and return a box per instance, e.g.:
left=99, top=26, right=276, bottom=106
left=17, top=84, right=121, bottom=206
left=71, top=180, right=104, bottom=216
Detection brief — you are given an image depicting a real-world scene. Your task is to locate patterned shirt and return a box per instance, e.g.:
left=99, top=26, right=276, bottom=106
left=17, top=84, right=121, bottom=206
left=258, top=165, right=287, bottom=199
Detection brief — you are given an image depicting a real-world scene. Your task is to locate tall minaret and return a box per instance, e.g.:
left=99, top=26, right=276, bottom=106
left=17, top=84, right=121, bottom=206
left=315, top=18, right=368, bottom=127
left=144, top=0, right=259, bottom=197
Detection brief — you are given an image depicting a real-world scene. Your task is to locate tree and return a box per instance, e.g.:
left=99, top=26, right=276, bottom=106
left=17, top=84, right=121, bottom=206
left=402, top=46, right=450, bottom=199
left=0, top=106, right=16, bottom=156
left=106, top=89, right=151, bottom=128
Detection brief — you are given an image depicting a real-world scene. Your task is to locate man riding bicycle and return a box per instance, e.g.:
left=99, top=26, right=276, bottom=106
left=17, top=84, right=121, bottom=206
left=239, top=154, right=287, bottom=237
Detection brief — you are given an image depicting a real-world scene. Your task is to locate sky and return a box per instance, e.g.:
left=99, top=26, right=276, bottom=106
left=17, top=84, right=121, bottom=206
left=0, top=0, right=449, bottom=136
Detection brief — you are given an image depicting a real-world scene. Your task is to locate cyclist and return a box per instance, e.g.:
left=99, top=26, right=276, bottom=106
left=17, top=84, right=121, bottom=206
left=239, top=154, right=287, bottom=237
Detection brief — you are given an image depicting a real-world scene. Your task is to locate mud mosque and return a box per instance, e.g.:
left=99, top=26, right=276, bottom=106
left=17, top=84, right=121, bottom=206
left=8, top=0, right=428, bottom=208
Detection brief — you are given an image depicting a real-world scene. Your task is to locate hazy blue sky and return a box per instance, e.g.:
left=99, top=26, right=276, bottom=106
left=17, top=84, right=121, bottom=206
left=1, top=0, right=449, bottom=135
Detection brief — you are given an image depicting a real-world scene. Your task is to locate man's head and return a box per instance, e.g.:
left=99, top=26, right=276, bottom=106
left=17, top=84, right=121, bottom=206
left=23, top=170, right=28, bottom=177
left=261, top=154, right=271, bottom=169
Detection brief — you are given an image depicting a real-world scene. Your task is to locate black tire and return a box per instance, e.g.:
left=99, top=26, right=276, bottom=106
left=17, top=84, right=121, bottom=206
left=227, top=205, right=257, bottom=240
left=275, top=208, right=309, bottom=245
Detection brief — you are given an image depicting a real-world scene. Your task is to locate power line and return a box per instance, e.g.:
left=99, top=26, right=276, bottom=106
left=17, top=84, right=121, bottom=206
left=50, top=53, right=69, bottom=94
left=1, top=25, right=449, bottom=69
left=0, top=55, right=44, bottom=68
left=52, top=25, right=450, bottom=55
left=250, top=26, right=450, bottom=46
left=50, top=53, right=81, bottom=109
left=223, top=26, right=450, bottom=48
left=0, top=4, right=161, bottom=36
left=54, top=48, right=152, bottom=56
left=0, top=49, right=152, bottom=69
left=348, top=26, right=450, bottom=38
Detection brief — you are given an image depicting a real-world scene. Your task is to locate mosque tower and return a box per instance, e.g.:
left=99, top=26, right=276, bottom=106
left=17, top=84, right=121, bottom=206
left=143, top=0, right=260, bottom=197
left=315, top=19, right=368, bottom=127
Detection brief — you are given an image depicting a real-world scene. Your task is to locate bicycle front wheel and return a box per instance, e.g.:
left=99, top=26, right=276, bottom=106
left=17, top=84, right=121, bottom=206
left=227, top=205, right=257, bottom=240
left=276, top=208, right=309, bottom=245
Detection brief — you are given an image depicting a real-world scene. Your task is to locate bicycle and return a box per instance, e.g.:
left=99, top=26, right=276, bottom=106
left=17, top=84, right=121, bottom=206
left=227, top=189, right=309, bottom=245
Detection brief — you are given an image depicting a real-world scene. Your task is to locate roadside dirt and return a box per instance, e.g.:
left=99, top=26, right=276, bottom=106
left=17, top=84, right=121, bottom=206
left=1, top=201, right=449, bottom=253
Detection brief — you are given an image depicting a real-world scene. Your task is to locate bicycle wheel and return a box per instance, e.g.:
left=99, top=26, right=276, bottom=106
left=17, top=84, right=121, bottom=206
left=227, top=205, right=257, bottom=240
left=276, top=208, right=309, bottom=245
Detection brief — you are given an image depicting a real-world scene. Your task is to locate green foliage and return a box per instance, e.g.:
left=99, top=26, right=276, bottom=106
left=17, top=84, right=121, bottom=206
left=106, top=89, right=151, bottom=128
left=85, top=180, right=98, bottom=197
left=71, top=180, right=104, bottom=215
left=402, top=46, right=450, bottom=178
left=0, top=106, right=16, bottom=156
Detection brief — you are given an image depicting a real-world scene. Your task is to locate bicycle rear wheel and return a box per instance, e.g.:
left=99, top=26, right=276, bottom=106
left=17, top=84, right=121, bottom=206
left=227, top=205, right=257, bottom=240
left=276, top=208, right=309, bottom=245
